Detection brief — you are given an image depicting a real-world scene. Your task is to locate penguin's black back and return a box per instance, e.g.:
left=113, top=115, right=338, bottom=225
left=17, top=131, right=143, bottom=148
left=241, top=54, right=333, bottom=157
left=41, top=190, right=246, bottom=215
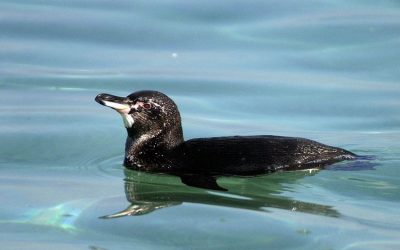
left=176, top=135, right=355, bottom=175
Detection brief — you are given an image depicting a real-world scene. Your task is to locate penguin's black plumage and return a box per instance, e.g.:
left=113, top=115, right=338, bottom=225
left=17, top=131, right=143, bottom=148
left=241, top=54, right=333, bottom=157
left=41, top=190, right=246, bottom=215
left=95, top=90, right=356, bottom=190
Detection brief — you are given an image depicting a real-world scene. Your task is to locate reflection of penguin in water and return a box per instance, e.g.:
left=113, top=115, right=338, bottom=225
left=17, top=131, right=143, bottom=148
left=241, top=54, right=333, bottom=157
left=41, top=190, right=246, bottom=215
left=95, top=90, right=356, bottom=190
left=100, top=168, right=339, bottom=218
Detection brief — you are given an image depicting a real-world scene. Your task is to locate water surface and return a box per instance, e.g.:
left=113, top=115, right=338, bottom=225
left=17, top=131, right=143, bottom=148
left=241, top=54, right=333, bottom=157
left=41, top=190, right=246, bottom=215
left=1, top=1, right=400, bottom=249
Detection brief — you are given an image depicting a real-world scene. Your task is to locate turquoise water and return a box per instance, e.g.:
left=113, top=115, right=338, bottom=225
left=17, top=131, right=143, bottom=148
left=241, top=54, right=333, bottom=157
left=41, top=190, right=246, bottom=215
left=1, top=1, right=400, bottom=249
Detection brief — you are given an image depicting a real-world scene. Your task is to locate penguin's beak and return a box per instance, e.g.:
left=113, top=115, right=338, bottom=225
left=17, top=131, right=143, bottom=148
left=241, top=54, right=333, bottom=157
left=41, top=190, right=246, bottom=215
left=95, top=93, right=130, bottom=114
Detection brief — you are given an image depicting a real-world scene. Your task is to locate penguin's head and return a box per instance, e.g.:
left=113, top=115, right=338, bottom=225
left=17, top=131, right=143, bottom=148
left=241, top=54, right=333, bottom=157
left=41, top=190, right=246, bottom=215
left=95, top=90, right=183, bottom=141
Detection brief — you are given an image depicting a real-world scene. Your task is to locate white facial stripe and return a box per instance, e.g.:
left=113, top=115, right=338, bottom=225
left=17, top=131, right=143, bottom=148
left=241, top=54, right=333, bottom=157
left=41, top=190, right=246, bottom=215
left=121, top=113, right=134, bottom=128
left=103, top=100, right=130, bottom=113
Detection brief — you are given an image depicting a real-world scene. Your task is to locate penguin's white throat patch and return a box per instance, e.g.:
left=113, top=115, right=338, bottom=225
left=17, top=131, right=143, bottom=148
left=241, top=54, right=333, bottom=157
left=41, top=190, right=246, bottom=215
left=121, top=114, right=134, bottom=128
left=101, top=100, right=134, bottom=128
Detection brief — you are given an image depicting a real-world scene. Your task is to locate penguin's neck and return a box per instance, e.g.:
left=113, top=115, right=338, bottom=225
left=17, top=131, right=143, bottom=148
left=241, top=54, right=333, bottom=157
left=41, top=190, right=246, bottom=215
left=124, top=126, right=184, bottom=169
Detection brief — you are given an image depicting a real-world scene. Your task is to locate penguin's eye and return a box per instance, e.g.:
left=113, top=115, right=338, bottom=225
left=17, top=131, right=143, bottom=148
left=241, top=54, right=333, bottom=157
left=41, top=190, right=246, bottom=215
left=143, top=103, right=152, bottom=109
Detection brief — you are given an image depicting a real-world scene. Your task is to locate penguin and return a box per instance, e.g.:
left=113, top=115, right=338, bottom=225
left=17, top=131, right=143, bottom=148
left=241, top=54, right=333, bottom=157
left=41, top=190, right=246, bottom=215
left=95, top=90, right=356, bottom=190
